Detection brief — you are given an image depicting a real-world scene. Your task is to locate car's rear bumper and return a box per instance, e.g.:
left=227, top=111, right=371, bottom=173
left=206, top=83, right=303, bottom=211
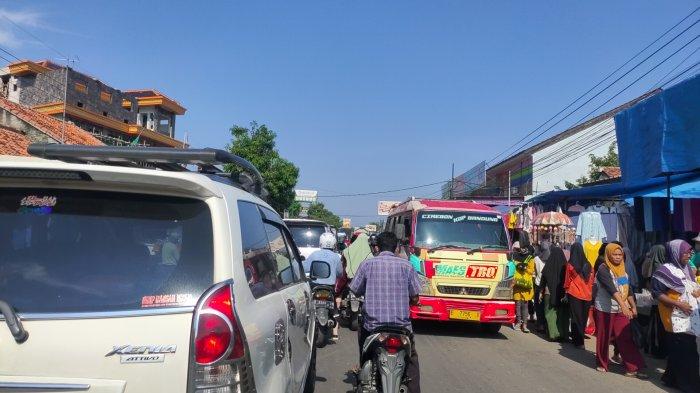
left=410, top=296, right=515, bottom=323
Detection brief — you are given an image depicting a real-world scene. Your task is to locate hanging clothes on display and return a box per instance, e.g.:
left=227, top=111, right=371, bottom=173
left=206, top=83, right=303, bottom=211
left=600, top=213, right=619, bottom=242
left=672, top=198, right=700, bottom=232
left=633, top=197, right=670, bottom=232
left=568, top=202, right=585, bottom=216
left=576, top=211, right=607, bottom=242
left=583, top=239, right=602, bottom=267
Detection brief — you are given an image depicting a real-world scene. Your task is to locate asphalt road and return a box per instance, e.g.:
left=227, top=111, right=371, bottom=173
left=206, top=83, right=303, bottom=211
left=315, top=321, right=672, bottom=393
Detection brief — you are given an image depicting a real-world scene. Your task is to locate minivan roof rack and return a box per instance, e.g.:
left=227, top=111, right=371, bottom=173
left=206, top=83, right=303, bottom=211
left=27, top=143, right=265, bottom=196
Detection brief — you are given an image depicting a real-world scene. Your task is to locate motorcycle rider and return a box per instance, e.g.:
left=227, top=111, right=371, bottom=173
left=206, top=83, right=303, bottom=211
left=350, top=231, right=422, bottom=392
left=304, top=232, right=344, bottom=341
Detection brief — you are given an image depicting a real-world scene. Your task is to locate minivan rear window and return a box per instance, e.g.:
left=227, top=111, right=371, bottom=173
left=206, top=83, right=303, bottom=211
left=0, top=188, right=214, bottom=314
left=288, top=224, right=326, bottom=248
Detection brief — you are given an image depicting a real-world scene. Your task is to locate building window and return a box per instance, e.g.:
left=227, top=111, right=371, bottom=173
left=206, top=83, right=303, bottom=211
left=74, top=82, right=87, bottom=94
left=77, top=102, right=84, bottom=108
left=100, top=91, right=112, bottom=103
left=12, top=84, right=17, bottom=92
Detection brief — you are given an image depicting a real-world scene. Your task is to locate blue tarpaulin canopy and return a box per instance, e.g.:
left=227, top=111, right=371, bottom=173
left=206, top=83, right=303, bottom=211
left=529, top=173, right=700, bottom=203
left=615, top=74, right=700, bottom=185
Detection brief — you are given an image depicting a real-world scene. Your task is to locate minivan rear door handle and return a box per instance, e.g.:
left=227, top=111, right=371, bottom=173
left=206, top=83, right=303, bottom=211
left=274, top=319, right=286, bottom=365
left=286, top=299, right=296, bottom=322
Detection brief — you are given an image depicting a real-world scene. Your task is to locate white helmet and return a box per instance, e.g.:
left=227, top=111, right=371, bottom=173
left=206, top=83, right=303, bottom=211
left=319, top=232, right=336, bottom=250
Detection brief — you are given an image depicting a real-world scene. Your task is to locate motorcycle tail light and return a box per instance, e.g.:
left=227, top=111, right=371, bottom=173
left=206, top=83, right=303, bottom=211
left=384, top=336, right=403, bottom=354
left=314, top=290, right=332, bottom=301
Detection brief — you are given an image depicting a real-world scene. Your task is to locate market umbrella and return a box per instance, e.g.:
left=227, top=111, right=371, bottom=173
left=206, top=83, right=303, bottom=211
left=533, top=211, right=573, bottom=226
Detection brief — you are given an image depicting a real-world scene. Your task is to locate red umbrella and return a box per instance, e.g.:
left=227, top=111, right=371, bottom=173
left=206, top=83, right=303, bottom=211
left=533, top=211, right=573, bottom=226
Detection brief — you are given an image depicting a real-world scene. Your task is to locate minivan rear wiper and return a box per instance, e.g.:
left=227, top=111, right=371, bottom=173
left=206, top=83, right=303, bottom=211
left=0, top=300, right=28, bottom=343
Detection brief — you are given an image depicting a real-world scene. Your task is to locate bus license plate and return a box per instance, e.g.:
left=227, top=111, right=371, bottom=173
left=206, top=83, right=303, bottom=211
left=449, top=309, right=480, bottom=321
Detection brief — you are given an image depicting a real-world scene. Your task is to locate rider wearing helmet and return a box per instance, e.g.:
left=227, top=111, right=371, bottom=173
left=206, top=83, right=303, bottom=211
left=304, top=232, right=344, bottom=340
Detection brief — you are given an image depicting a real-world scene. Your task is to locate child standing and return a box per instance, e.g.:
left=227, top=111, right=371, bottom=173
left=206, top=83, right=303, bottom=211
left=513, top=256, right=536, bottom=333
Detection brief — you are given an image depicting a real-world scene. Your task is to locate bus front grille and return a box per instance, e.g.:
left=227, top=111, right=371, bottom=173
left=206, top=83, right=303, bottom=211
left=437, top=285, right=490, bottom=296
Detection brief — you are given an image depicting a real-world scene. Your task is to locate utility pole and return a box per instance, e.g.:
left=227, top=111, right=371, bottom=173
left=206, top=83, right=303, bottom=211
left=450, top=163, right=454, bottom=200
left=507, top=170, right=512, bottom=207
left=60, top=56, right=78, bottom=144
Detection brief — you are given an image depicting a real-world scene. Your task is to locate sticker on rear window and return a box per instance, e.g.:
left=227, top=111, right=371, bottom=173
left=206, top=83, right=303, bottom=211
left=19, top=195, right=57, bottom=215
left=141, top=293, right=196, bottom=308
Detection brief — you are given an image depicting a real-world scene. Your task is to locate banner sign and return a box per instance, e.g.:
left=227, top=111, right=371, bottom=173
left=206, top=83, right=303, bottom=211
left=294, top=189, right=318, bottom=203
left=377, top=201, right=400, bottom=216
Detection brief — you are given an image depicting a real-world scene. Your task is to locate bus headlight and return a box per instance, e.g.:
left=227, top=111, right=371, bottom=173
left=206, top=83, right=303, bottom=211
left=418, top=274, right=433, bottom=296
left=494, top=278, right=513, bottom=300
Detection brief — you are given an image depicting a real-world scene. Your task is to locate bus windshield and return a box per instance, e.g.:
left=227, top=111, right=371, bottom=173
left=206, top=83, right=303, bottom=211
left=415, top=211, right=509, bottom=250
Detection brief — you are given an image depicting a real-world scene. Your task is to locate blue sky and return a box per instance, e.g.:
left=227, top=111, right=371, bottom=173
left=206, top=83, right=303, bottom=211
left=2, top=1, right=698, bottom=225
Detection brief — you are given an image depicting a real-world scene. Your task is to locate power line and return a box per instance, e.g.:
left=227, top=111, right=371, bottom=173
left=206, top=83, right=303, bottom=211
left=567, top=35, right=698, bottom=131
left=489, top=20, right=699, bottom=168
left=485, top=9, right=700, bottom=167
left=0, top=13, right=67, bottom=59
left=0, top=45, right=19, bottom=61
left=652, top=46, right=700, bottom=88
left=317, top=179, right=450, bottom=198
left=660, top=60, right=700, bottom=87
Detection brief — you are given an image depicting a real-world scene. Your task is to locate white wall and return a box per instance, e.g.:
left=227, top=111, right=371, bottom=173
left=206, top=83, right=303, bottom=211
left=528, top=117, right=617, bottom=198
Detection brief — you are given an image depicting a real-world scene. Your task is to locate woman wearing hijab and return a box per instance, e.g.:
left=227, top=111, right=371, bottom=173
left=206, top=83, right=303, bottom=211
left=642, top=245, right=666, bottom=288
left=594, top=243, right=647, bottom=378
left=533, top=239, right=551, bottom=332
left=564, top=243, right=594, bottom=348
left=642, top=244, right=668, bottom=358
left=540, top=246, right=570, bottom=341
left=652, top=240, right=700, bottom=392
left=341, top=232, right=372, bottom=279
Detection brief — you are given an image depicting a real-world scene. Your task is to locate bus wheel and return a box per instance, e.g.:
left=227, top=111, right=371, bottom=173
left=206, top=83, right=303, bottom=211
left=481, top=323, right=502, bottom=334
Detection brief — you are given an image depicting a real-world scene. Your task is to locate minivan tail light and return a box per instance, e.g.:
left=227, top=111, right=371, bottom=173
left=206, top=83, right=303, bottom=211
left=194, top=284, right=244, bottom=364
left=189, top=282, right=254, bottom=393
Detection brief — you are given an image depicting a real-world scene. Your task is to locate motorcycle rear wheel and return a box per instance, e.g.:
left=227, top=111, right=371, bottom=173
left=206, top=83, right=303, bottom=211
left=349, top=316, right=359, bottom=331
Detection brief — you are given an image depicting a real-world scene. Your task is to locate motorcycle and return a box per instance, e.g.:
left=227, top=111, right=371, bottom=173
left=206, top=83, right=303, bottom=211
left=339, top=288, right=364, bottom=331
left=308, top=261, right=337, bottom=348
left=356, top=326, right=413, bottom=393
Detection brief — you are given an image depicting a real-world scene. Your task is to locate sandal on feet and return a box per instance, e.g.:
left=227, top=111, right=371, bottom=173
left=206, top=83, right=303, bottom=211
left=596, top=367, right=607, bottom=373
left=625, top=371, right=649, bottom=380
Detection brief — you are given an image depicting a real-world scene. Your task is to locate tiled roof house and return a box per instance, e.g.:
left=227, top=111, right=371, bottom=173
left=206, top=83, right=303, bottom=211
left=0, top=96, right=102, bottom=156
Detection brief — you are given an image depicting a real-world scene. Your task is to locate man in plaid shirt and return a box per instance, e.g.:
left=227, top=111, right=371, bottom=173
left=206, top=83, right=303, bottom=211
left=350, top=231, right=422, bottom=392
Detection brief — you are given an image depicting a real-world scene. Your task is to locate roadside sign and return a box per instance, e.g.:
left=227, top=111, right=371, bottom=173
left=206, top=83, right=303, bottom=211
left=295, top=189, right=318, bottom=203
left=342, top=218, right=351, bottom=229
left=364, top=224, right=377, bottom=233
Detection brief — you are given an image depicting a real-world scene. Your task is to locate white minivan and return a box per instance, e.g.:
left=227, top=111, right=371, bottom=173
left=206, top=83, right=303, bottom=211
left=0, top=144, right=316, bottom=393
left=283, top=219, right=333, bottom=260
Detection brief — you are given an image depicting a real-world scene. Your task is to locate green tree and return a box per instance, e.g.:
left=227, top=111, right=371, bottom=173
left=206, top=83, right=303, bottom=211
left=576, top=142, right=619, bottom=185
left=564, top=180, right=579, bottom=190
left=307, top=202, right=342, bottom=228
left=287, top=201, right=302, bottom=218
left=226, top=122, right=299, bottom=213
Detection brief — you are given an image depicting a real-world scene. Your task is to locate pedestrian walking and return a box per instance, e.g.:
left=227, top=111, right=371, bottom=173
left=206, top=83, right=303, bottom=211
left=652, top=239, right=700, bottom=392
left=642, top=244, right=668, bottom=358
left=540, top=246, right=570, bottom=341
left=513, top=253, right=535, bottom=333
left=593, top=243, right=647, bottom=379
left=564, top=242, right=594, bottom=348
left=533, top=239, right=550, bottom=332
